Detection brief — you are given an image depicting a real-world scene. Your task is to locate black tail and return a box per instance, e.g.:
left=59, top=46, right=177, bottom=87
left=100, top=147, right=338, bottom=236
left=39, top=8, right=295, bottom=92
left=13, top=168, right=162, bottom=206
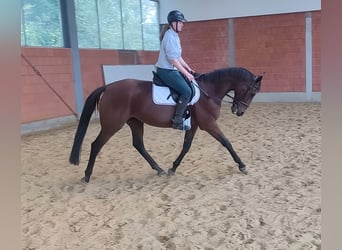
left=69, top=86, right=106, bottom=165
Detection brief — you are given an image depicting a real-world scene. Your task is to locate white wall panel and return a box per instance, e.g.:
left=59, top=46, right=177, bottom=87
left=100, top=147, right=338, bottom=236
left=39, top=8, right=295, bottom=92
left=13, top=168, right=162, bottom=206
left=159, top=0, right=321, bottom=23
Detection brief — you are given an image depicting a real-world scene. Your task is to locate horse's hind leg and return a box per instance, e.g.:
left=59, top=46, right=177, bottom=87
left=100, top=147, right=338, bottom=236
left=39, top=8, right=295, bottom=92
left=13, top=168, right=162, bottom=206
left=168, top=125, right=198, bottom=176
left=83, top=129, right=114, bottom=183
left=126, top=118, right=166, bottom=176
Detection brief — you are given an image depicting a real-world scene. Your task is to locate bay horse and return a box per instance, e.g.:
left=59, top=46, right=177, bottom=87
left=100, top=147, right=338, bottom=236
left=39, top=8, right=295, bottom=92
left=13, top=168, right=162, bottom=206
left=69, top=67, right=262, bottom=183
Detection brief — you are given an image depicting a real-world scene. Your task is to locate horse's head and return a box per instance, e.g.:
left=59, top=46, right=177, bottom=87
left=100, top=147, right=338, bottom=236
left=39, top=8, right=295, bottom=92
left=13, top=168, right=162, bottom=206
left=231, top=75, right=262, bottom=116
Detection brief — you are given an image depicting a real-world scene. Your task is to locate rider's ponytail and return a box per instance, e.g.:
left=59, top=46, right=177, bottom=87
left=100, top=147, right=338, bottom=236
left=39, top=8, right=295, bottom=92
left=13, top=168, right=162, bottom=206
left=159, top=24, right=169, bottom=41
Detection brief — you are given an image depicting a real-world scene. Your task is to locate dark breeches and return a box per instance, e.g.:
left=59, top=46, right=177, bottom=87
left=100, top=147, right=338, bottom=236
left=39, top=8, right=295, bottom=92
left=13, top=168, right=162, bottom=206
left=156, top=67, right=192, bottom=102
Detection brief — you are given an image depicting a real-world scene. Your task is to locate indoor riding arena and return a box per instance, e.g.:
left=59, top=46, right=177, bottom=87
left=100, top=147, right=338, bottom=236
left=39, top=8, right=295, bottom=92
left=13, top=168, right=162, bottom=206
left=21, top=1, right=321, bottom=249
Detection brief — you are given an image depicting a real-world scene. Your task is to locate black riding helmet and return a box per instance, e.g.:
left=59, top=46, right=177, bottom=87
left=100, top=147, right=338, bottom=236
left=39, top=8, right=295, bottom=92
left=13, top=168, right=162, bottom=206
left=167, top=10, right=187, bottom=24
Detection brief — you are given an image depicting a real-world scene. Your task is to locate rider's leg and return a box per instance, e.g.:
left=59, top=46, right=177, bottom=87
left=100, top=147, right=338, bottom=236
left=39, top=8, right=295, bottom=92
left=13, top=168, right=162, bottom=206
left=172, top=98, right=189, bottom=130
left=156, top=68, right=192, bottom=130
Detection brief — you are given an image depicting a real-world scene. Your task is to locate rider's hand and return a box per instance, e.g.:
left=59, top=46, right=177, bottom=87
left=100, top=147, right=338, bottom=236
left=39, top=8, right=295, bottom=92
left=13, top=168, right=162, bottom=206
left=185, top=72, right=195, bottom=82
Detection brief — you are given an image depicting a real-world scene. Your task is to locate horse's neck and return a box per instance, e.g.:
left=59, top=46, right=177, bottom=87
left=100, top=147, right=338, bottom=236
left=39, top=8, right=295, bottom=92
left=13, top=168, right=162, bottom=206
left=199, top=79, right=232, bottom=102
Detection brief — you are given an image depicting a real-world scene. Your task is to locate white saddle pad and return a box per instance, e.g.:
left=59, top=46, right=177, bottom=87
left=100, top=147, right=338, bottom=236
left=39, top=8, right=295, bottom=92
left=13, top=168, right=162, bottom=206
left=152, top=81, right=200, bottom=105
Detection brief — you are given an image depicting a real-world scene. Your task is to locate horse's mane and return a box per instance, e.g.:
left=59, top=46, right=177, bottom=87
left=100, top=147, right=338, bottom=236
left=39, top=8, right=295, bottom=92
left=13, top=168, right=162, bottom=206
left=196, top=67, right=254, bottom=83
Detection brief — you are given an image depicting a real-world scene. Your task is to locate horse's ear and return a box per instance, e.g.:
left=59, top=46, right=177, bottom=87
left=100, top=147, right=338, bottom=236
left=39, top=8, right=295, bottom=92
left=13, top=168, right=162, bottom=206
left=255, top=75, right=263, bottom=83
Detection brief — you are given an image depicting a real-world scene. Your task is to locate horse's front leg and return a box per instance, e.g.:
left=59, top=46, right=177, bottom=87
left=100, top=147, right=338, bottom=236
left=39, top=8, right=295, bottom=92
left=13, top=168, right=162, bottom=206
left=168, top=125, right=198, bottom=176
left=206, top=125, right=248, bottom=174
left=127, top=118, right=166, bottom=176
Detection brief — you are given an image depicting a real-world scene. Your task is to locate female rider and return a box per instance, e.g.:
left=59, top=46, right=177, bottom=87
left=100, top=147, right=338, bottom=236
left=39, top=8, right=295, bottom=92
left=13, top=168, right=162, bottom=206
left=155, top=10, right=195, bottom=130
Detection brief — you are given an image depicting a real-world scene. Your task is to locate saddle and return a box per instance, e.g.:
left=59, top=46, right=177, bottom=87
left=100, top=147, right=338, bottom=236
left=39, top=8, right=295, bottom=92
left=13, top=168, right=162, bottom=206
left=152, top=71, right=196, bottom=103
left=151, top=71, right=201, bottom=130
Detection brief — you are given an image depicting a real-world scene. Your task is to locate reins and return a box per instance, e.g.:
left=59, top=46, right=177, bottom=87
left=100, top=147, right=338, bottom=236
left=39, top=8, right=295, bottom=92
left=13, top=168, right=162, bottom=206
left=192, top=80, right=228, bottom=105
left=191, top=80, right=210, bottom=98
left=192, top=78, right=257, bottom=107
left=225, top=92, right=235, bottom=104
left=191, top=79, right=239, bottom=105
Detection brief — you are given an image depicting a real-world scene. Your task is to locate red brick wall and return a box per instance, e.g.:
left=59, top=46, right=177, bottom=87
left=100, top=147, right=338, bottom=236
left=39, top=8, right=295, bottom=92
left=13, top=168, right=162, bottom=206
left=79, top=49, right=119, bottom=99
left=21, top=11, right=320, bottom=123
left=181, top=19, right=229, bottom=73
left=235, top=13, right=307, bottom=92
left=181, top=12, right=321, bottom=93
left=21, top=47, right=75, bottom=123
left=21, top=47, right=158, bottom=123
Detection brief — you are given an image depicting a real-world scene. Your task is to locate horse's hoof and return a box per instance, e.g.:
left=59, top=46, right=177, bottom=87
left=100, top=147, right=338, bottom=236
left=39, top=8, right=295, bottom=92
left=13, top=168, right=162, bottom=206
left=81, top=176, right=89, bottom=183
left=157, top=170, right=166, bottom=176
left=239, top=167, right=248, bottom=175
left=167, top=169, right=175, bottom=176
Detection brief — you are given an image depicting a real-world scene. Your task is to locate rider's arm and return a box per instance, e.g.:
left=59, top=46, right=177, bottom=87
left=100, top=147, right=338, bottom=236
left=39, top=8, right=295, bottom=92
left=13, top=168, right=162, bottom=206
left=170, top=58, right=194, bottom=82
left=179, top=57, right=194, bottom=74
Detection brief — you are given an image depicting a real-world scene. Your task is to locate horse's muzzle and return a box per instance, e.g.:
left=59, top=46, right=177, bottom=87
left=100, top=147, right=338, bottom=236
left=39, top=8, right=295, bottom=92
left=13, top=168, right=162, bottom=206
left=231, top=104, right=245, bottom=116
left=231, top=102, right=248, bottom=116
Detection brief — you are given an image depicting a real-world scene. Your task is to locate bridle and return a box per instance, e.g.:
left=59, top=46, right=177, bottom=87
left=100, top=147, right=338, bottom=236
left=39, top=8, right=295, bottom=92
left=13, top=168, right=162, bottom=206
left=226, top=81, right=260, bottom=108
left=191, top=75, right=261, bottom=107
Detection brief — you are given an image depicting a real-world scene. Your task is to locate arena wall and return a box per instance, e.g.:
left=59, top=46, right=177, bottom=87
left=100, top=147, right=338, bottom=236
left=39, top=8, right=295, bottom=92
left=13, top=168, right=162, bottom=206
left=21, top=11, right=321, bottom=132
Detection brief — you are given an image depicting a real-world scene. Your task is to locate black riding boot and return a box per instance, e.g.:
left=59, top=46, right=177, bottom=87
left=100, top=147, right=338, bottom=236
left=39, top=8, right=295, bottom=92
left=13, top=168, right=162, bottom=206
left=172, top=100, right=188, bottom=130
